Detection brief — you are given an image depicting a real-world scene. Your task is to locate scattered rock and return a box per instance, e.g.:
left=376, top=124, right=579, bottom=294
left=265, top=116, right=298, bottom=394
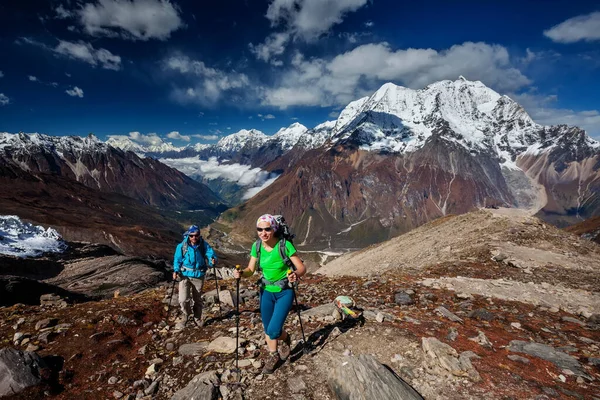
left=435, top=306, right=463, bottom=323
left=35, top=318, right=58, bottom=331
left=468, top=308, right=495, bottom=321
left=40, top=293, right=67, bottom=308
left=288, top=376, right=307, bottom=393
left=422, top=337, right=481, bottom=382
left=207, top=337, right=237, bottom=354
left=561, top=316, right=585, bottom=326
left=469, top=331, right=493, bottom=349
left=394, top=291, right=415, bottom=306
left=446, top=327, right=458, bottom=341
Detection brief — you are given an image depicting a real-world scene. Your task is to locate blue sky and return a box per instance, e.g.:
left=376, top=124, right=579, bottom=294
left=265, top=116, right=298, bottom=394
left=0, top=0, right=599, bottom=144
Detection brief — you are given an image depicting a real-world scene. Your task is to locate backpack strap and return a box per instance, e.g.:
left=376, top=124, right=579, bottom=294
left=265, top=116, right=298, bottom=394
left=279, top=238, right=294, bottom=270
left=181, top=236, right=208, bottom=269
left=254, top=239, right=262, bottom=271
left=181, top=240, right=188, bottom=258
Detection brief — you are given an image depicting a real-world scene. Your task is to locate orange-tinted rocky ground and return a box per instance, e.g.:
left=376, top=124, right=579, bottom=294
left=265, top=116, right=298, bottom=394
left=1, top=269, right=599, bottom=400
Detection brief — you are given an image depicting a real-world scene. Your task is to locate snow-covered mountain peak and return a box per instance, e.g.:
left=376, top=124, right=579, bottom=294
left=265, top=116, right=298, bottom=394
left=106, top=135, right=182, bottom=154
left=0, top=215, right=67, bottom=258
left=215, top=129, right=268, bottom=152
left=0, top=132, right=108, bottom=154
left=331, top=77, right=548, bottom=157
left=272, top=123, right=308, bottom=150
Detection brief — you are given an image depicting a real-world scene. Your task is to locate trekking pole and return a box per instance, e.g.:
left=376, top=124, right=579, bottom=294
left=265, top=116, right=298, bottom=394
left=288, top=269, right=308, bottom=353
left=165, top=273, right=178, bottom=322
left=234, top=265, right=241, bottom=376
left=212, top=259, right=221, bottom=318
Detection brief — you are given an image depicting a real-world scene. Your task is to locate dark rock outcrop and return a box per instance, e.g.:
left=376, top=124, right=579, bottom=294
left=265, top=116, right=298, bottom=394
left=0, top=348, right=48, bottom=397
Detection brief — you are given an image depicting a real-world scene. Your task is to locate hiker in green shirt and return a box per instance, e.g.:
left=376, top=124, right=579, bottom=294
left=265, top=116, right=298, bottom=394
left=234, top=214, right=306, bottom=374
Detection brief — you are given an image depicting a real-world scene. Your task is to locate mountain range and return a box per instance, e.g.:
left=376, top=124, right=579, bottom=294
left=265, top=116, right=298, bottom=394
left=0, top=132, right=226, bottom=257
left=3, top=76, right=599, bottom=253
left=215, top=77, right=600, bottom=248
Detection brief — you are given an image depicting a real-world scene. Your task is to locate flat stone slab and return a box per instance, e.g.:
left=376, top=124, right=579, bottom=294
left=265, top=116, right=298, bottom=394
left=328, top=354, right=424, bottom=400
left=178, top=342, right=209, bottom=356
left=207, top=337, right=237, bottom=354
left=300, top=303, right=337, bottom=319
left=508, top=340, right=587, bottom=377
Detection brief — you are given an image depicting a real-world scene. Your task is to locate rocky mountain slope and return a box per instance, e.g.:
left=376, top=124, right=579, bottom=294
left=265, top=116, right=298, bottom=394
left=220, top=78, right=599, bottom=249
left=0, top=132, right=224, bottom=211
left=1, top=208, right=599, bottom=399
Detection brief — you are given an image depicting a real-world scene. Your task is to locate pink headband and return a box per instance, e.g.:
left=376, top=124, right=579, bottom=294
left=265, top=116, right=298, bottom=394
left=256, top=214, right=278, bottom=231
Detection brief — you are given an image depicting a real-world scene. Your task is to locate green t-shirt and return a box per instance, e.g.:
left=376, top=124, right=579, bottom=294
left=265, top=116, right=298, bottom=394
left=251, top=239, right=296, bottom=293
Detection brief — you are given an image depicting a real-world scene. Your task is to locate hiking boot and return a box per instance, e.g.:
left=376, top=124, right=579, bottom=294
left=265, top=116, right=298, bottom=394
left=262, top=351, right=280, bottom=374
left=279, top=334, right=291, bottom=360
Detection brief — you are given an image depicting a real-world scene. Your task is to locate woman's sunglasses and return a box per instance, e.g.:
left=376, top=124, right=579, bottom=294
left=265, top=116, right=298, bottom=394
left=256, top=227, right=273, bottom=232
left=189, top=234, right=200, bottom=238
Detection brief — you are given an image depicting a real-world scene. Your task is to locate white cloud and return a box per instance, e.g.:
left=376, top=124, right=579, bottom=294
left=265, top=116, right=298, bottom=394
left=0, top=93, right=9, bottom=106
left=252, top=0, right=369, bottom=63
left=249, top=32, right=290, bottom=64
left=164, top=54, right=250, bottom=106
left=55, top=4, right=73, bottom=19
left=128, top=131, right=164, bottom=146
left=55, top=40, right=121, bottom=70
left=0, top=71, right=4, bottom=78
left=266, top=0, right=369, bottom=41
left=257, top=113, right=276, bottom=120
left=160, top=156, right=280, bottom=199
left=261, top=41, right=531, bottom=109
left=544, top=11, right=600, bottom=43
left=28, top=75, right=38, bottom=82
left=78, top=0, right=184, bottom=41
left=166, top=131, right=190, bottom=141
left=511, top=92, right=600, bottom=138
left=191, top=134, right=219, bottom=140
left=364, top=21, right=374, bottom=28
left=65, top=86, right=84, bottom=97
left=328, top=111, right=339, bottom=118
left=19, top=37, right=122, bottom=71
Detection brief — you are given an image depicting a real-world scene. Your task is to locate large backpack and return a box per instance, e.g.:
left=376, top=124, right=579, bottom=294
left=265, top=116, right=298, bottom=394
left=255, top=215, right=296, bottom=271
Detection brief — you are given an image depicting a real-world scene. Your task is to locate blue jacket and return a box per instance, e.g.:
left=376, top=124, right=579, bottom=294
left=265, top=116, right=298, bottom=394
left=173, top=236, right=216, bottom=279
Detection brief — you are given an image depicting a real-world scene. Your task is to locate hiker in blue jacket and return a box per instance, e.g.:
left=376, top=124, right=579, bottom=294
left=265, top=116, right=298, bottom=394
left=172, top=225, right=216, bottom=328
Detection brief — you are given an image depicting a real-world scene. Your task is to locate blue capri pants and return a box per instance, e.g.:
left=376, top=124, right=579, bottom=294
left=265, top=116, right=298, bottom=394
left=260, top=288, right=294, bottom=340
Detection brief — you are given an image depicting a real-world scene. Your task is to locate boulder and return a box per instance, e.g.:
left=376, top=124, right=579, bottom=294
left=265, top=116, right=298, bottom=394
left=207, top=337, right=237, bottom=354
left=0, top=348, right=48, bottom=397
left=422, top=337, right=481, bottom=381
left=171, top=370, right=219, bottom=400
left=328, top=354, right=423, bottom=400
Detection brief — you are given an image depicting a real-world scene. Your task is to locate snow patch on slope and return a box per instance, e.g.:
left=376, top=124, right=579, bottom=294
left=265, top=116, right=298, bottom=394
left=0, top=216, right=67, bottom=258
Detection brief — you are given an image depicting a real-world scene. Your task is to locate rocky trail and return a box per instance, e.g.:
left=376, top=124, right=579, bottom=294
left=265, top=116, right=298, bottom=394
left=1, top=267, right=599, bottom=400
